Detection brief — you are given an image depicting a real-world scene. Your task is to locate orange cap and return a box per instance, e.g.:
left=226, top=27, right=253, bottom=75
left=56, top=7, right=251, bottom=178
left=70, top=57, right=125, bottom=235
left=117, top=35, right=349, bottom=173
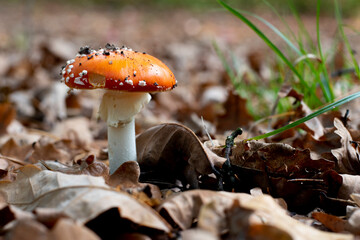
left=61, top=44, right=177, bottom=92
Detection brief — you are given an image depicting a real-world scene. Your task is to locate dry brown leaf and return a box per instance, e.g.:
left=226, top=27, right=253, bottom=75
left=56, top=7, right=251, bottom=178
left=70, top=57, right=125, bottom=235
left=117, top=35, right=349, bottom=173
left=278, top=84, right=304, bottom=101
left=29, top=138, right=87, bottom=165
left=331, top=118, right=360, bottom=174
left=180, top=228, right=219, bottom=240
left=0, top=204, right=35, bottom=227
left=216, top=89, right=253, bottom=132
left=338, top=174, right=360, bottom=200
left=51, top=117, right=93, bottom=146
left=116, top=233, right=152, bottom=240
left=344, top=207, right=360, bottom=235
left=136, top=123, right=226, bottom=189
left=297, top=102, right=324, bottom=140
left=157, top=190, right=252, bottom=230
left=48, top=218, right=100, bottom=240
left=109, top=161, right=162, bottom=207
left=34, top=208, right=69, bottom=228
left=233, top=141, right=335, bottom=177
left=29, top=141, right=71, bottom=164
left=35, top=155, right=109, bottom=179
left=0, top=138, right=33, bottom=162
left=311, top=212, right=346, bottom=233
left=0, top=165, right=171, bottom=233
left=158, top=190, right=352, bottom=239
left=247, top=224, right=293, bottom=240
left=0, top=103, right=16, bottom=135
left=6, top=219, right=48, bottom=240
left=109, top=161, right=141, bottom=189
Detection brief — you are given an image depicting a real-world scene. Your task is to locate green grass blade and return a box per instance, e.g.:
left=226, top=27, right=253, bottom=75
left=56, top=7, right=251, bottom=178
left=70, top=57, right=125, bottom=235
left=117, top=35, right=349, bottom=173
left=246, top=91, right=360, bottom=141
left=239, top=10, right=301, bottom=55
left=212, top=41, right=238, bottom=87
left=262, top=0, right=299, bottom=47
left=335, top=0, right=360, bottom=78
left=316, top=0, right=334, bottom=102
left=288, top=1, right=316, bottom=52
left=217, top=0, right=309, bottom=90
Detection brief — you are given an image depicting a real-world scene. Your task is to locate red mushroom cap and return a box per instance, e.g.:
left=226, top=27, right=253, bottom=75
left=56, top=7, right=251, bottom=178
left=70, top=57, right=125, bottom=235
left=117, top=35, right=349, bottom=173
left=61, top=45, right=177, bottom=92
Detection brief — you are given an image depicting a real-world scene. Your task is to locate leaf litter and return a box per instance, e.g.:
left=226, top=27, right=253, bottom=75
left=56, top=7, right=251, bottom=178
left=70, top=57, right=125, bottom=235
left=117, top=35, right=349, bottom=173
left=1, top=3, right=360, bottom=239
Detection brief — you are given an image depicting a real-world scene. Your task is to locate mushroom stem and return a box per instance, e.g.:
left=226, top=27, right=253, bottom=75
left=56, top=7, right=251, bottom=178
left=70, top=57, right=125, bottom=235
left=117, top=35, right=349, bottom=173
left=108, top=118, right=136, bottom=174
left=97, top=90, right=151, bottom=174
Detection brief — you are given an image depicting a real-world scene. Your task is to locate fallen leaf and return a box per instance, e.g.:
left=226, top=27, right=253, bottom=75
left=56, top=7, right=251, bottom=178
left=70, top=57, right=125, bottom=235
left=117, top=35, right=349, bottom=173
left=331, top=118, right=360, bottom=174
left=35, top=155, right=109, bottom=180
left=216, top=89, right=253, bottom=132
left=0, top=138, right=33, bottom=162
left=6, top=219, right=48, bottom=240
left=0, top=204, right=35, bottom=227
left=231, top=141, right=342, bottom=212
left=109, top=161, right=162, bottom=207
left=51, top=117, right=93, bottom=147
left=0, top=165, right=171, bottom=233
left=338, top=174, right=360, bottom=200
left=158, top=190, right=352, bottom=239
left=0, top=103, right=16, bottom=135
left=48, top=218, right=100, bottom=240
left=311, top=212, right=346, bottom=233
left=344, top=207, right=360, bottom=235
left=297, top=102, right=324, bottom=140
left=136, top=123, right=226, bottom=189
left=34, top=208, right=69, bottom=228
left=29, top=138, right=87, bottom=165
left=180, top=228, right=218, bottom=240
left=157, top=190, right=252, bottom=230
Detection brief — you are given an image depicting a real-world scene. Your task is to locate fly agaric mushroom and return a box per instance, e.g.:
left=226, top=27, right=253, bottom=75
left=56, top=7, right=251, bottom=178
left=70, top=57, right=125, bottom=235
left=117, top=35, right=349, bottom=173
left=61, top=44, right=176, bottom=174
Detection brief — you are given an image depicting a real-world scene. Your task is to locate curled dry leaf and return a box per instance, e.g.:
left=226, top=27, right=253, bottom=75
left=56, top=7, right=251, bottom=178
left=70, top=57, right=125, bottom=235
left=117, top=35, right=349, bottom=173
left=311, top=212, right=346, bottom=233
left=157, top=190, right=252, bottom=231
left=233, top=141, right=335, bottom=176
left=331, top=118, right=360, bottom=174
left=344, top=206, right=360, bottom=235
left=0, top=204, right=35, bottom=227
left=297, top=102, right=324, bottom=140
left=7, top=219, right=48, bottom=240
left=29, top=138, right=88, bottom=165
left=48, top=218, right=100, bottom=240
left=51, top=117, right=94, bottom=147
left=109, top=161, right=162, bottom=207
left=0, top=102, right=16, bottom=135
left=0, top=138, right=33, bottom=162
left=338, top=174, right=360, bottom=200
left=231, top=141, right=341, bottom=212
left=216, top=89, right=253, bottom=132
left=136, top=123, right=226, bottom=189
left=180, top=228, right=218, bottom=240
left=0, top=165, right=171, bottom=233
left=36, top=155, right=109, bottom=180
left=158, top=190, right=352, bottom=240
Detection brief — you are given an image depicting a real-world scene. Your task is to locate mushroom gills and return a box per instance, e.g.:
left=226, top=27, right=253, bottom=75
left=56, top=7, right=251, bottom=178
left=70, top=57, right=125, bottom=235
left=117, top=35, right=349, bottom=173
left=89, top=73, right=106, bottom=87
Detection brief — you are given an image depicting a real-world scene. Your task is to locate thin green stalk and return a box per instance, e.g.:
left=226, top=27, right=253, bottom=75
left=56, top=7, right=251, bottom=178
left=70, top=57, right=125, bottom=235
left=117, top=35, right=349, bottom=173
left=246, top=91, right=360, bottom=141
left=316, top=0, right=334, bottom=102
left=217, top=0, right=309, bottom=91
left=334, top=0, right=360, bottom=78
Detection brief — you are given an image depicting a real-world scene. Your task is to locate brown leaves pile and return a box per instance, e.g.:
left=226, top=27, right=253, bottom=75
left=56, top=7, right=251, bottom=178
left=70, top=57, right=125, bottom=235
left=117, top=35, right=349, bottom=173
left=1, top=8, right=360, bottom=239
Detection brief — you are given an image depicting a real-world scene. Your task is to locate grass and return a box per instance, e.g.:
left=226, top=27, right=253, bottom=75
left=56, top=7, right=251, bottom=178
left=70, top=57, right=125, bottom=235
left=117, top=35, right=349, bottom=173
left=216, top=0, right=360, bottom=140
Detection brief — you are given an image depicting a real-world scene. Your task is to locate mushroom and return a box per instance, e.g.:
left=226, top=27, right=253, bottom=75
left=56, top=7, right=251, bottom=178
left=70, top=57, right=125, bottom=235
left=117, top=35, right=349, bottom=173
left=61, top=44, right=176, bottom=174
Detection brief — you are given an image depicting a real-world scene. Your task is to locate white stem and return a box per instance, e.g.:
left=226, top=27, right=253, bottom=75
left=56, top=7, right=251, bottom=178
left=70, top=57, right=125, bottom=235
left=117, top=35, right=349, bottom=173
left=108, top=117, right=136, bottom=175
left=97, top=90, right=151, bottom=174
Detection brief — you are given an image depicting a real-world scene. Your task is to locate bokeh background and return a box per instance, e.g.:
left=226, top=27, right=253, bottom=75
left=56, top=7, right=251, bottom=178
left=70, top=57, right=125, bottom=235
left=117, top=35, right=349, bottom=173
left=1, top=0, right=360, bottom=135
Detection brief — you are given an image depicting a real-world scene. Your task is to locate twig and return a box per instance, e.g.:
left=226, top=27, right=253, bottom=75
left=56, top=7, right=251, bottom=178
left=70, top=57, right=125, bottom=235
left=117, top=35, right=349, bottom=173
left=201, top=116, right=214, bottom=147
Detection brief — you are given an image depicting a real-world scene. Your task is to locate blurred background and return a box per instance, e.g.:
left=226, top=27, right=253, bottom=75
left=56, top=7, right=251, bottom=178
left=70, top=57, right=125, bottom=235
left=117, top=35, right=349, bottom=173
left=1, top=0, right=360, bottom=138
